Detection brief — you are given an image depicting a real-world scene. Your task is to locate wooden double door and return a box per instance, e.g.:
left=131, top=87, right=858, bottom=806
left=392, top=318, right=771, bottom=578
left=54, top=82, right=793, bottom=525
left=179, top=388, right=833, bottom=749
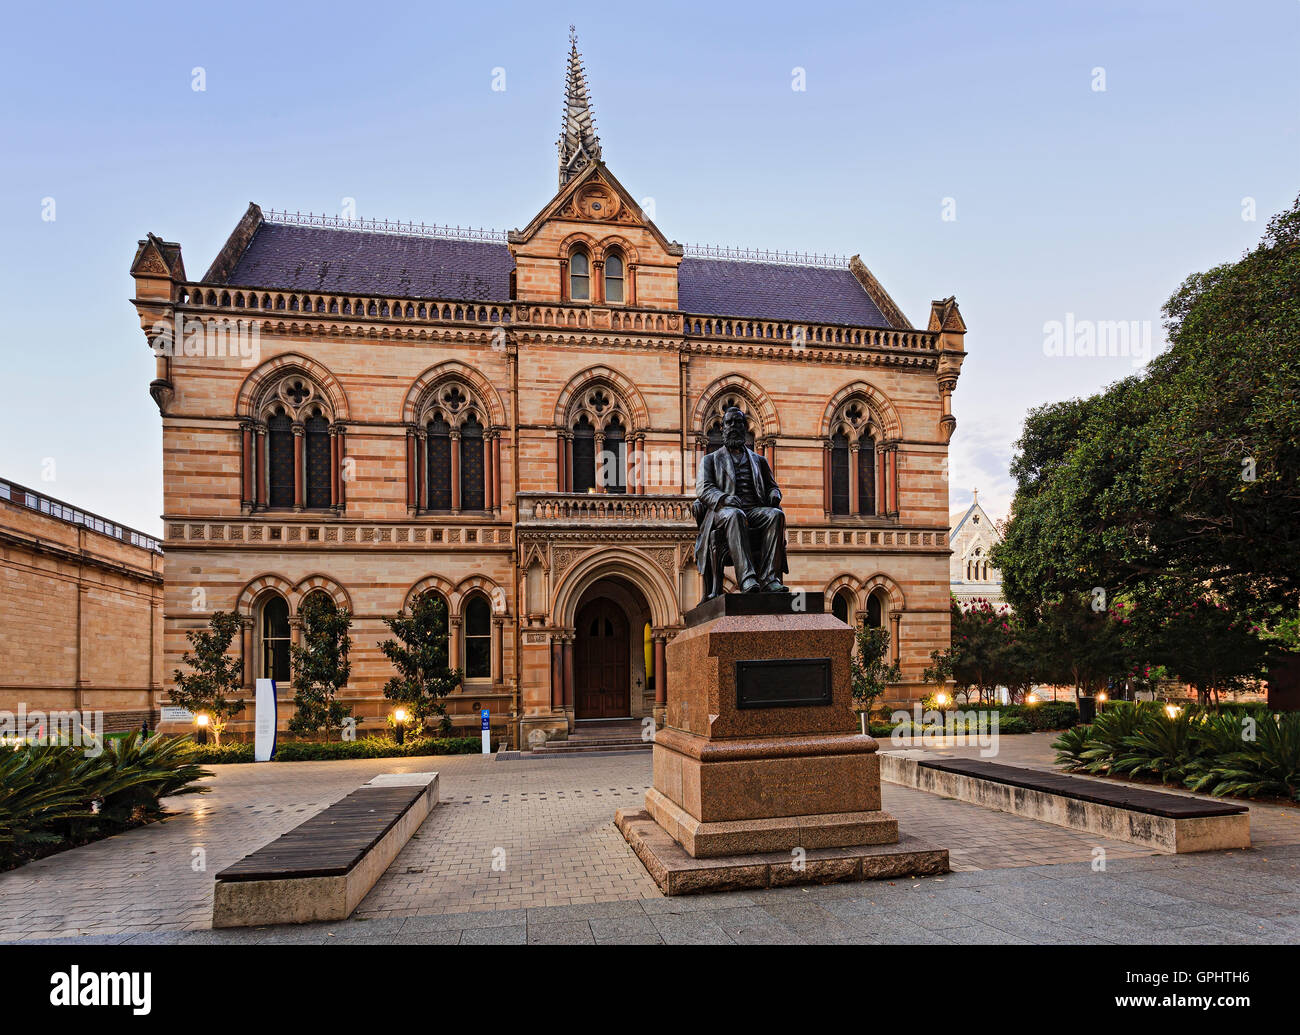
left=574, top=597, right=631, bottom=719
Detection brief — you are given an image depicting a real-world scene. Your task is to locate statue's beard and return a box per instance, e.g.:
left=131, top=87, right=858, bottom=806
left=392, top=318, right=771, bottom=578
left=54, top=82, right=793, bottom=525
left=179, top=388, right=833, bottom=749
left=723, top=429, right=745, bottom=450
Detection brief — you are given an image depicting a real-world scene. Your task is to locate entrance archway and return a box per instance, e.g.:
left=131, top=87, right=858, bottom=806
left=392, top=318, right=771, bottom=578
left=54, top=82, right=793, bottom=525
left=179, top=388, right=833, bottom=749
left=570, top=575, right=654, bottom=720
left=574, top=596, right=630, bottom=718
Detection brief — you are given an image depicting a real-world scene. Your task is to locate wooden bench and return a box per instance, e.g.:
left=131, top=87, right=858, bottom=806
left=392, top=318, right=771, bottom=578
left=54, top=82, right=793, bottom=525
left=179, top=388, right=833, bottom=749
left=881, top=753, right=1249, bottom=853
left=213, top=772, right=438, bottom=927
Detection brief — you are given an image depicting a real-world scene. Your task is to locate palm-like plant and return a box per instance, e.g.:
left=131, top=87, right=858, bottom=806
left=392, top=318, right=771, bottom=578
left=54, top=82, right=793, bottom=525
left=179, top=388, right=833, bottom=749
left=1052, top=724, right=1092, bottom=769
left=1111, top=707, right=1200, bottom=783
left=1186, top=712, right=1300, bottom=800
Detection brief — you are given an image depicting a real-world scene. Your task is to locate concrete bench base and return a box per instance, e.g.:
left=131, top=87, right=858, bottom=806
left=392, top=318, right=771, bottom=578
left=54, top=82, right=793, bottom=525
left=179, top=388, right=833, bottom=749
left=881, top=753, right=1249, bottom=854
left=213, top=772, right=438, bottom=928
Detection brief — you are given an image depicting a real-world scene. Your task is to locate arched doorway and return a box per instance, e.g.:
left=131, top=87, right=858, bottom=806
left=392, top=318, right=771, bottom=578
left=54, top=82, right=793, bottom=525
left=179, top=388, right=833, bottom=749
left=574, top=596, right=630, bottom=718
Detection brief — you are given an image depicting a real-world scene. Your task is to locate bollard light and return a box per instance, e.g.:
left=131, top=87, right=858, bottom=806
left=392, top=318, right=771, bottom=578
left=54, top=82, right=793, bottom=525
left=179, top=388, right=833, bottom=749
left=934, top=692, right=950, bottom=708
left=393, top=708, right=407, bottom=746
left=1165, top=704, right=1182, bottom=719
left=1026, top=692, right=1039, bottom=705
left=194, top=712, right=210, bottom=746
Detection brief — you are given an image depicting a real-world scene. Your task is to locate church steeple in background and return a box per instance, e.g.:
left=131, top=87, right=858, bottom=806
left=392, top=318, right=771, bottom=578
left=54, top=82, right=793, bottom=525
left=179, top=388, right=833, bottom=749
left=557, top=27, right=602, bottom=189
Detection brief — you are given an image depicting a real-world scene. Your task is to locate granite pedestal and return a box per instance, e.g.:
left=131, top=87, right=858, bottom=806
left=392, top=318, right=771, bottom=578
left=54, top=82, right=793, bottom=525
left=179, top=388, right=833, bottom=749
left=616, top=592, right=947, bottom=893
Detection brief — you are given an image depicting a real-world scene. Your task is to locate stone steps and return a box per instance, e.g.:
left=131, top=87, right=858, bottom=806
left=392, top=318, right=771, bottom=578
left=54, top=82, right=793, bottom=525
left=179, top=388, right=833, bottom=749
left=532, top=720, right=651, bottom=755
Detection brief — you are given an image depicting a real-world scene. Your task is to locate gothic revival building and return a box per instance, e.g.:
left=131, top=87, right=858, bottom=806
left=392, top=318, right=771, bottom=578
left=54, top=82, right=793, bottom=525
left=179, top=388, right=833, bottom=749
left=949, top=492, right=1005, bottom=608
left=129, top=37, right=967, bottom=745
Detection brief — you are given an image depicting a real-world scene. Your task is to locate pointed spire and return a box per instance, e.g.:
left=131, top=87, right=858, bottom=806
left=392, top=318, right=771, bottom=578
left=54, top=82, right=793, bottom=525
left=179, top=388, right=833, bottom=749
left=557, top=27, right=602, bottom=188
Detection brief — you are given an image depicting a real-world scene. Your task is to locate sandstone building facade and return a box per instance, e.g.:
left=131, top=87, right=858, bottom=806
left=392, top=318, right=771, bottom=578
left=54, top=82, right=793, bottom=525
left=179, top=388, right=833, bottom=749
left=0, top=479, right=163, bottom=729
left=129, top=39, right=967, bottom=745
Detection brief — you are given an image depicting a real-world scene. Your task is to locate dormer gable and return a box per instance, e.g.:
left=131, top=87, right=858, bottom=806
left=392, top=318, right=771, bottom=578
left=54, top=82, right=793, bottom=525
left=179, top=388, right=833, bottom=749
left=508, top=161, right=682, bottom=309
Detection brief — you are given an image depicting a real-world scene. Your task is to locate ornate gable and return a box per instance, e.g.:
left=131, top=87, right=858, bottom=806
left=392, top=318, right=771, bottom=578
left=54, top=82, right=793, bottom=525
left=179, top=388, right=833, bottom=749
left=509, top=162, right=683, bottom=308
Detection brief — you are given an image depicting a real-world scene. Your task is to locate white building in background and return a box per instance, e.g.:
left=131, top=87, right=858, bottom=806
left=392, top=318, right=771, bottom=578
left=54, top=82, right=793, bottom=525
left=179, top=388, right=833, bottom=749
left=949, top=491, right=1006, bottom=608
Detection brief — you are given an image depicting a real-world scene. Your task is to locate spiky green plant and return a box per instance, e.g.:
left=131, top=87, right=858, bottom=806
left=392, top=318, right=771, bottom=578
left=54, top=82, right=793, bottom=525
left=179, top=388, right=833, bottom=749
left=1186, top=712, right=1300, bottom=800
left=1052, top=724, right=1092, bottom=769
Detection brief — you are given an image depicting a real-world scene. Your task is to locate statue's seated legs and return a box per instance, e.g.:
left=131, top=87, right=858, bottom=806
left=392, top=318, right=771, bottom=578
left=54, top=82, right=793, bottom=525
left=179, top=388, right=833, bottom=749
left=714, top=506, right=786, bottom=593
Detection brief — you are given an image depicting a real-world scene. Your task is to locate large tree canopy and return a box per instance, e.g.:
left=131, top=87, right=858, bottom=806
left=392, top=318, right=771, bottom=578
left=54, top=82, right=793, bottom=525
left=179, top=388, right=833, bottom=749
left=996, top=196, right=1300, bottom=621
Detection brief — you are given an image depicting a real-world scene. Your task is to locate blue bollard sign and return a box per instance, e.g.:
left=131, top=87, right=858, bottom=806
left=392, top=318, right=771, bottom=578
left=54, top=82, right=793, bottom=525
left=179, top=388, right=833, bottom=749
left=480, top=709, right=490, bottom=754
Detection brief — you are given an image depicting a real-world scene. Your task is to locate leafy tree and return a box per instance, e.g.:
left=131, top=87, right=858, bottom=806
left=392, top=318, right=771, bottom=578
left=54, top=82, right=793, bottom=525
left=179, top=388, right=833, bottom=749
left=941, top=597, right=1036, bottom=704
left=994, top=195, right=1300, bottom=623
left=170, top=611, right=244, bottom=745
left=1132, top=595, right=1268, bottom=706
left=378, top=594, right=462, bottom=732
left=1022, top=593, right=1131, bottom=702
left=850, top=626, right=900, bottom=727
left=287, top=594, right=355, bottom=738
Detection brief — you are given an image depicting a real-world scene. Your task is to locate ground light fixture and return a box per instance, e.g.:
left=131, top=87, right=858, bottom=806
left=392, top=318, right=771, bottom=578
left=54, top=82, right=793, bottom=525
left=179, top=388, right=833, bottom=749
left=394, top=707, right=408, bottom=745
left=194, top=712, right=209, bottom=746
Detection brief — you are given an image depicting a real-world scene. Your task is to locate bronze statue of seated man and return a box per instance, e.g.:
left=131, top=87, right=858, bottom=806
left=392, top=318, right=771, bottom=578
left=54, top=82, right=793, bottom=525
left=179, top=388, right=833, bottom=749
left=692, top=406, right=789, bottom=599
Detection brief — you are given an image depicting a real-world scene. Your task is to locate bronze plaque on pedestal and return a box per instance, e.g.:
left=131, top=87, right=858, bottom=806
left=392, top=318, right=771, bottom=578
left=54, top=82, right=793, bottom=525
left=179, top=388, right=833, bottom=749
left=735, top=657, right=832, bottom=709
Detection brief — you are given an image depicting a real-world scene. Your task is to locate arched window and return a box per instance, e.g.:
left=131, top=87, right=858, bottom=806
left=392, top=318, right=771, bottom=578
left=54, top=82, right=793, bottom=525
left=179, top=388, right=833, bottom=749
left=604, top=252, right=624, bottom=303
left=267, top=413, right=294, bottom=508
left=252, top=373, right=341, bottom=512
left=572, top=415, right=596, bottom=493
left=830, top=431, right=850, bottom=515
left=832, top=589, right=853, bottom=624
left=460, top=418, right=485, bottom=510
left=825, top=398, right=881, bottom=517
left=857, top=432, right=876, bottom=515
left=866, top=591, right=884, bottom=629
left=464, top=596, right=492, bottom=680
left=304, top=413, right=331, bottom=509
left=601, top=417, right=626, bottom=493
left=426, top=417, right=452, bottom=510
left=260, top=594, right=291, bottom=683
left=414, top=380, right=494, bottom=513
left=569, top=249, right=590, bottom=301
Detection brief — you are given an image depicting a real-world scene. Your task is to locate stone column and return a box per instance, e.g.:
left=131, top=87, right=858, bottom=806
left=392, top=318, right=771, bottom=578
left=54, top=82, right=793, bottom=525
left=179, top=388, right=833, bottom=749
left=490, top=434, right=501, bottom=512
left=240, top=422, right=254, bottom=511
left=450, top=430, right=462, bottom=513
left=848, top=442, right=860, bottom=516
left=493, top=616, right=505, bottom=684
left=822, top=443, right=832, bottom=514
left=292, top=423, right=305, bottom=511
left=449, top=616, right=463, bottom=673
left=562, top=636, right=575, bottom=710
left=594, top=432, right=606, bottom=493
left=255, top=424, right=267, bottom=508
left=418, top=429, right=429, bottom=511
left=556, top=433, right=566, bottom=491
left=653, top=633, right=667, bottom=726
left=551, top=639, right=564, bottom=710
left=890, top=611, right=902, bottom=666
left=337, top=425, right=347, bottom=509
left=329, top=425, right=340, bottom=507
left=405, top=426, right=417, bottom=513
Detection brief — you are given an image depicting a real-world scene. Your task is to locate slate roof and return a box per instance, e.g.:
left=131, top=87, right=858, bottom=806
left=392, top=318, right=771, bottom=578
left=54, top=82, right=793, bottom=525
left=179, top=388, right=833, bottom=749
left=218, top=220, right=892, bottom=326
left=677, top=257, right=888, bottom=327
left=224, top=223, right=514, bottom=301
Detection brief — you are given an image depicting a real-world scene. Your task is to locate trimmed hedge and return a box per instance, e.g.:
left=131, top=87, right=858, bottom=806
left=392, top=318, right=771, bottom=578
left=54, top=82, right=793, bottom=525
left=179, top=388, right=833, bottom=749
left=185, top=735, right=489, bottom=765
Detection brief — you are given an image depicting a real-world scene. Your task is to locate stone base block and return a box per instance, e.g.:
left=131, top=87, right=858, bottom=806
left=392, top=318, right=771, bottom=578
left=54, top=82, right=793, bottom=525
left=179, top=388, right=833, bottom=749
left=644, top=787, right=898, bottom=858
left=616, top=808, right=948, bottom=896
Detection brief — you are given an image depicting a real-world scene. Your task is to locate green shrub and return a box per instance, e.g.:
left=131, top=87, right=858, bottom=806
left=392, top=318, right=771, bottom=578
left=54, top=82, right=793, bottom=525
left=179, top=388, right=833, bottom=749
left=186, top=735, right=487, bottom=764
left=997, top=716, right=1032, bottom=735
left=1185, top=712, right=1300, bottom=800
left=0, top=734, right=211, bottom=869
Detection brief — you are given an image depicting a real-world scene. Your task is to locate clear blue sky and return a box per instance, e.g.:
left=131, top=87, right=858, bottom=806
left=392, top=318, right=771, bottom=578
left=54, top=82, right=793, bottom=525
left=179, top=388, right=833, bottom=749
left=1, top=0, right=1296, bottom=534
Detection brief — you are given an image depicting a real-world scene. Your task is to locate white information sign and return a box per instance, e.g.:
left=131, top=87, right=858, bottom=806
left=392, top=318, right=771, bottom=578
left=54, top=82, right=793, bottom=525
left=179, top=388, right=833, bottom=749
left=255, top=678, right=277, bottom=762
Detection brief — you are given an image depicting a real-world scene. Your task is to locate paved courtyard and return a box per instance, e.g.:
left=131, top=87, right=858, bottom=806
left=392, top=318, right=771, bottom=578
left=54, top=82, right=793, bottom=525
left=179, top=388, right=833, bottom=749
left=2, top=732, right=1298, bottom=944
